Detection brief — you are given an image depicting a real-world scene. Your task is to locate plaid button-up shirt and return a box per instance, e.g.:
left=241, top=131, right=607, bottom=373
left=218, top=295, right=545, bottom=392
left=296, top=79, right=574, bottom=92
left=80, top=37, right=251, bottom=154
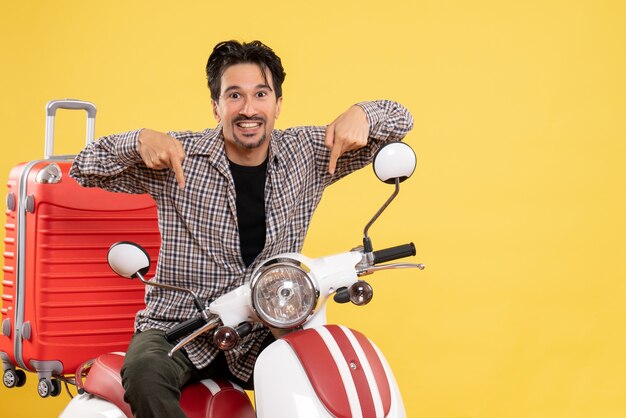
left=69, top=100, right=413, bottom=380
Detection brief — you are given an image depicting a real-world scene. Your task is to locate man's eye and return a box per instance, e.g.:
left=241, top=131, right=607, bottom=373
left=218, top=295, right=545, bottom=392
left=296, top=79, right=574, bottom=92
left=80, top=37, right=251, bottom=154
left=229, top=92, right=241, bottom=99
left=256, top=91, right=267, bottom=98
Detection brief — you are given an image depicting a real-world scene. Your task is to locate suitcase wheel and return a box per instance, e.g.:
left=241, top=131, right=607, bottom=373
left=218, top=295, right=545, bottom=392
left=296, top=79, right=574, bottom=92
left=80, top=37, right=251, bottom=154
left=3, top=369, right=26, bottom=388
left=37, top=377, right=62, bottom=398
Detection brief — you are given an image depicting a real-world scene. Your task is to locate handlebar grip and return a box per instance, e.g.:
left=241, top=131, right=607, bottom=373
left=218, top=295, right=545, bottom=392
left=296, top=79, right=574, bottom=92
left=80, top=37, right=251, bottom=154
left=372, top=243, right=416, bottom=264
left=165, top=316, right=207, bottom=343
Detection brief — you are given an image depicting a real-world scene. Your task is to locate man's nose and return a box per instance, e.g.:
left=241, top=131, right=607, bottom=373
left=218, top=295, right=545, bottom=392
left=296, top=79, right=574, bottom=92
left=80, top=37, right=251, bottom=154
left=239, top=96, right=257, bottom=117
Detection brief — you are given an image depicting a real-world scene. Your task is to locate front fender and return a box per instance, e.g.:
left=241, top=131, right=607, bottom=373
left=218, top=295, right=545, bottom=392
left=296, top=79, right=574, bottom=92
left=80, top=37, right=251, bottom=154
left=254, top=325, right=406, bottom=418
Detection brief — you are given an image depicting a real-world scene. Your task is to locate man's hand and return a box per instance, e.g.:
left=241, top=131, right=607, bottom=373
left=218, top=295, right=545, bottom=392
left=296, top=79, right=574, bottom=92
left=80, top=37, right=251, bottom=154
left=137, top=129, right=186, bottom=189
left=324, top=105, right=370, bottom=175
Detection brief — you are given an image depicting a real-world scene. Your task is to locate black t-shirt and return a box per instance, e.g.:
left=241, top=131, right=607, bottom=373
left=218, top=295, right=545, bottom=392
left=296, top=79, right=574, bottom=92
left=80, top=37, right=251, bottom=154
left=228, top=159, right=267, bottom=267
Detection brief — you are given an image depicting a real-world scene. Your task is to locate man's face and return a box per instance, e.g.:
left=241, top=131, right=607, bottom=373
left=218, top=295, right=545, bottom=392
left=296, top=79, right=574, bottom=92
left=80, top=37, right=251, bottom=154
left=212, top=63, right=282, bottom=161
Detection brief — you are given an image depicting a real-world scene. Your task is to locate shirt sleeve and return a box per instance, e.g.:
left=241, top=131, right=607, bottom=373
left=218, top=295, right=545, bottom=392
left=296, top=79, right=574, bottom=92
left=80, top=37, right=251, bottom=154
left=311, top=100, right=414, bottom=185
left=356, top=100, right=414, bottom=143
left=69, top=128, right=168, bottom=196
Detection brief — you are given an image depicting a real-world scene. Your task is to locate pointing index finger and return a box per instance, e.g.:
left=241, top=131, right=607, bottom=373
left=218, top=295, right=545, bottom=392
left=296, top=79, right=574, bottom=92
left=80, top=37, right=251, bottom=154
left=171, top=155, right=185, bottom=189
left=328, top=141, right=342, bottom=175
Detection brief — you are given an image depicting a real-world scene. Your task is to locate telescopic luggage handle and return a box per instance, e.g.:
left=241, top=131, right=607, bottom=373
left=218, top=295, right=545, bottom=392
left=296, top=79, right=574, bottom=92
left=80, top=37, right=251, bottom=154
left=45, top=99, right=97, bottom=159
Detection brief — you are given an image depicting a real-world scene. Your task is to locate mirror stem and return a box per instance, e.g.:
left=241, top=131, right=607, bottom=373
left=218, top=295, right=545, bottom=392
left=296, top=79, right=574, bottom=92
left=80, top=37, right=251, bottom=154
left=363, top=178, right=401, bottom=252
left=135, top=272, right=206, bottom=313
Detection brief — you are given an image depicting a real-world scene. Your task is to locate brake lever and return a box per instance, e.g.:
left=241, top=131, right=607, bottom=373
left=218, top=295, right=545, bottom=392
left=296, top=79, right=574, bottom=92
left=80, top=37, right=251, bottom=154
left=168, top=316, right=221, bottom=358
left=357, top=262, right=425, bottom=276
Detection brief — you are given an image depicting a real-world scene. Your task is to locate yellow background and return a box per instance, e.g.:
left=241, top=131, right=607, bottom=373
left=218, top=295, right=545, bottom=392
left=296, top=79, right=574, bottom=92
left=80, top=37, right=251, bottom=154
left=1, top=0, right=625, bottom=416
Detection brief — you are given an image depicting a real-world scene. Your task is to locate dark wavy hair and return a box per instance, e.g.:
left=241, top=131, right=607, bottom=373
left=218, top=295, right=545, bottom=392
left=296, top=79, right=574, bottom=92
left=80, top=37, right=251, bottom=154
left=206, top=40, right=286, bottom=102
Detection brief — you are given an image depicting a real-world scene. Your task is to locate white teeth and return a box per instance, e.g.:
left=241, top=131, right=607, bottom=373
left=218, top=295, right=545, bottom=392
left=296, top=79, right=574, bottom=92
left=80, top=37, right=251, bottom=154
left=237, top=122, right=261, bottom=128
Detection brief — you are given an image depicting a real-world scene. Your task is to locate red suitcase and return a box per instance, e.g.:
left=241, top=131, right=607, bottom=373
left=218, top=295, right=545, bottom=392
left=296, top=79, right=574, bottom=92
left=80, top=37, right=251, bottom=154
left=0, top=99, right=160, bottom=397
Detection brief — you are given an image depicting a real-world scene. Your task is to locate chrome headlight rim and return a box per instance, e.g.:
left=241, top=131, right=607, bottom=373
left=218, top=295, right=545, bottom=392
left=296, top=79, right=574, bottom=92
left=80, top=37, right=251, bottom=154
left=250, top=259, right=319, bottom=329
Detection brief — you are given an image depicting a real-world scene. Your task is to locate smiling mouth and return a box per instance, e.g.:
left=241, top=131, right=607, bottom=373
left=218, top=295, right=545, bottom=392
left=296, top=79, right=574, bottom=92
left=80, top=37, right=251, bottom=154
left=235, top=121, right=263, bottom=129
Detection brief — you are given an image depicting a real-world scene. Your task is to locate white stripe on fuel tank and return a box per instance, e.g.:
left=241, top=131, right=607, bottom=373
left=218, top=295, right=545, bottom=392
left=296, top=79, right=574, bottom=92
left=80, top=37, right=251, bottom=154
left=230, top=381, right=244, bottom=392
left=316, top=326, right=363, bottom=418
left=339, top=326, right=384, bottom=418
left=200, top=379, right=221, bottom=395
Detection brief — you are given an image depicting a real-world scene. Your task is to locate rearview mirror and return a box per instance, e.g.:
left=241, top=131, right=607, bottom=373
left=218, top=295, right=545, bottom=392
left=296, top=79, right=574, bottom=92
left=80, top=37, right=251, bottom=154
left=364, top=142, right=417, bottom=252
left=373, top=142, right=417, bottom=184
left=107, top=242, right=151, bottom=279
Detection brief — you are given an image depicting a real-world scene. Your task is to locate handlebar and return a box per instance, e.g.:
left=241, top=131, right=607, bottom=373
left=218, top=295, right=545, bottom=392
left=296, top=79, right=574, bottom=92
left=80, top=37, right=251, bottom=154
left=372, top=243, right=416, bottom=264
left=165, top=316, right=207, bottom=342
left=159, top=243, right=418, bottom=346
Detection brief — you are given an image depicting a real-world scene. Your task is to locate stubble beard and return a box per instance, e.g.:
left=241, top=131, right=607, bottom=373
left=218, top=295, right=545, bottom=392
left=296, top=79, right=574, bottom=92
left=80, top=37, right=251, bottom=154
left=232, top=131, right=267, bottom=149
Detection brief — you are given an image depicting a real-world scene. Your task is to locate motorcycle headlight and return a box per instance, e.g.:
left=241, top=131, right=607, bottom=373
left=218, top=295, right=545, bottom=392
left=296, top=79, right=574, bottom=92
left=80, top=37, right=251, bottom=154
left=251, top=260, right=318, bottom=329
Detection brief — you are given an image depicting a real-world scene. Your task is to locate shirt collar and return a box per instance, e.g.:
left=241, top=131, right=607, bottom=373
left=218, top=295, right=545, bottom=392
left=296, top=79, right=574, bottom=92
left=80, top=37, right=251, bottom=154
left=186, top=126, right=283, bottom=171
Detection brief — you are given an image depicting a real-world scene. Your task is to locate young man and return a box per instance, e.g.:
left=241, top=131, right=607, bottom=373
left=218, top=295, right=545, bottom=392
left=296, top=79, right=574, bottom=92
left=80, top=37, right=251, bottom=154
left=70, top=40, right=413, bottom=418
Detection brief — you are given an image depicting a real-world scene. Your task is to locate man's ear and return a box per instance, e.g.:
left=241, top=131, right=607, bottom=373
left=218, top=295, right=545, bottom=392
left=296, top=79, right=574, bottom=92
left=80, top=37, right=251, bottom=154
left=275, top=96, right=283, bottom=119
left=212, top=100, right=220, bottom=123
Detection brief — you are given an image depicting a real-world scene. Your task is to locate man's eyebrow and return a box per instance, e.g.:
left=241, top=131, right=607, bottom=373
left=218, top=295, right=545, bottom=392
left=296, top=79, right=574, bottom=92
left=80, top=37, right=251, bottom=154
left=223, top=84, right=273, bottom=94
